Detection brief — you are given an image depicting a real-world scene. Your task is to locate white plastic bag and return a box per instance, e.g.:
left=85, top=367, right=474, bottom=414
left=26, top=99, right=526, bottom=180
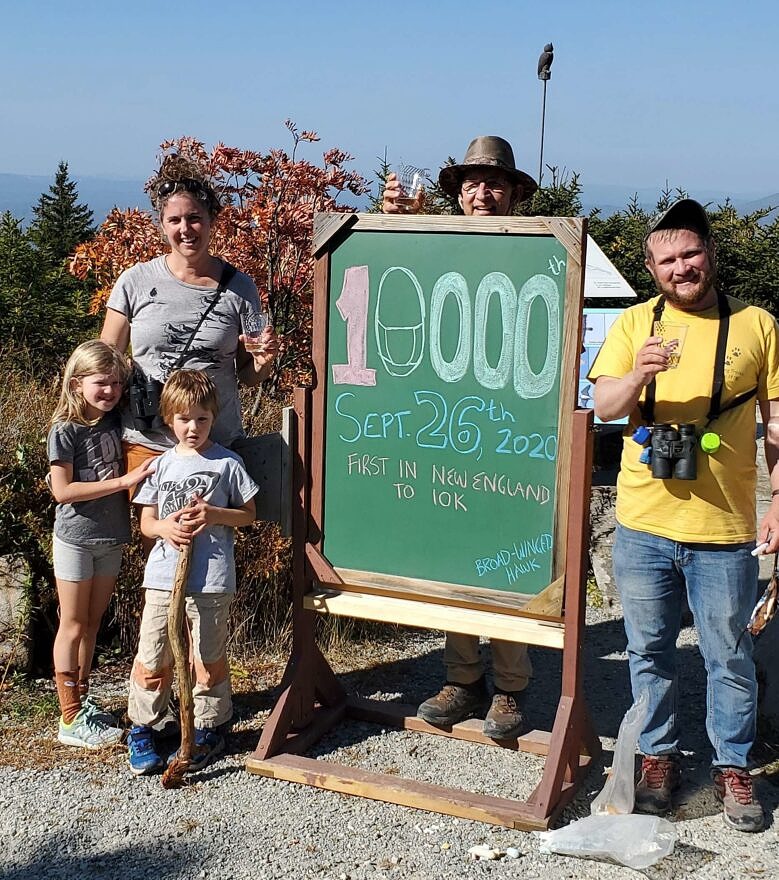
left=591, top=690, right=649, bottom=816
left=538, top=814, right=676, bottom=870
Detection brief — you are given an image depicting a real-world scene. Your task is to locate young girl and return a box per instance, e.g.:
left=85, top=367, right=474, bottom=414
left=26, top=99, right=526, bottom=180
left=48, top=340, right=155, bottom=749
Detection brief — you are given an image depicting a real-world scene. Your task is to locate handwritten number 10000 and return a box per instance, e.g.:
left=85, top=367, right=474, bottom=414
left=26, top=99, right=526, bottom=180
left=332, top=266, right=560, bottom=399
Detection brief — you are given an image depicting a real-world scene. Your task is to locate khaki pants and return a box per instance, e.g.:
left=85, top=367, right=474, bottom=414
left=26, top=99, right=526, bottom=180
left=128, top=589, right=233, bottom=730
left=444, top=633, right=532, bottom=692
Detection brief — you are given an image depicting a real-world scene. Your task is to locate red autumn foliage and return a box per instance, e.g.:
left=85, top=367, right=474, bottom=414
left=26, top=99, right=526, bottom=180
left=70, top=121, right=369, bottom=395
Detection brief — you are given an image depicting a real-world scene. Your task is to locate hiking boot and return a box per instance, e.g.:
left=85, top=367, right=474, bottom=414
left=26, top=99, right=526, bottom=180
left=482, top=690, right=525, bottom=739
left=58, top=707, right=123, bottom=749
left=127, top=725, right=163, bottom=776
left=712, top=767, right=765, bottom=833
left=634, top=755, right=681, bottom=814
left=416, top=679, right=487, bottom=727
left=168, top=727, right=225, bottom=772
left=81, top=695, right=121, bottom=730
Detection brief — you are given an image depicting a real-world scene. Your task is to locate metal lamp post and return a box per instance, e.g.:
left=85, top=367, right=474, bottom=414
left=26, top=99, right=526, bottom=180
left=537, top=42, right=554, bottom=186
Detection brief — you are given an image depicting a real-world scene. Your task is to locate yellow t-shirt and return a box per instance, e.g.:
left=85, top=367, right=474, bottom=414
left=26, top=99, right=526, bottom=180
left=588, top=295, right=779, bottom=543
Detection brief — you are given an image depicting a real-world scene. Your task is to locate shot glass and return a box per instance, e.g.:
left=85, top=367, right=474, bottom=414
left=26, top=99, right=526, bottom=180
left=241, top=309, right=268, bottom=354
left=653, top=321, right=688, bottom=369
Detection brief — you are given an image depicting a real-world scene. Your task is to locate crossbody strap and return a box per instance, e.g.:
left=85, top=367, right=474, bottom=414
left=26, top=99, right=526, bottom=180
left=171, top=261, right=237, bottom=372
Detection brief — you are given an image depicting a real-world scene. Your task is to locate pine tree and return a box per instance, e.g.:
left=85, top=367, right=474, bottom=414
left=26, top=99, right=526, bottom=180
left=29, top=161, right=94, bottom=267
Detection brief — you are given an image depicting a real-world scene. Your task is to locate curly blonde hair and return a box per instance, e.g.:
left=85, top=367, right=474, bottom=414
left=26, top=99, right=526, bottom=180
left=146, top=154, right=222, bottom=219
left=52, top=340, right=131, bottom=427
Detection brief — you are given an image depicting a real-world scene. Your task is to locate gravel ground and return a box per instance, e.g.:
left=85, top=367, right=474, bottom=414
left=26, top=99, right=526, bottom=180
left=2, top=603, right=779, bottom=880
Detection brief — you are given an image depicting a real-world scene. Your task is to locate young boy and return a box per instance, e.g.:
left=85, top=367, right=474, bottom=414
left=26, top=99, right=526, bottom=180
left=126, top=369, right=258, bottom=776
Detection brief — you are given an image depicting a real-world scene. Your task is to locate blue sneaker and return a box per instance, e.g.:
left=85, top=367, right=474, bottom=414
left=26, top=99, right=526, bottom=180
left=127, top=725, right=163, bottom=776
left=192, top=727, right=225, bottom=771
left=168, top=727, right=225, bottom=772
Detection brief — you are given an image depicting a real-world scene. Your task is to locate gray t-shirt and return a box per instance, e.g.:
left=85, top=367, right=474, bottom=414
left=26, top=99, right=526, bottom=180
left=107, top=256, right=262, bottom=451
left=133, top=443, right=258, bottom=594
left=47, top=412, right=131, bottom=545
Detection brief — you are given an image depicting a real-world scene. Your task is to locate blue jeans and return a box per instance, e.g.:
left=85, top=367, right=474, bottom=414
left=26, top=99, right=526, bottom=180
left=613, top=524, right=758, bottom=768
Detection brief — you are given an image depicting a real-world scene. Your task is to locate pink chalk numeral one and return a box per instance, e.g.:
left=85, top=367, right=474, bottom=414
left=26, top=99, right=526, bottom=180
left=332, top=265, right=376, bottom=386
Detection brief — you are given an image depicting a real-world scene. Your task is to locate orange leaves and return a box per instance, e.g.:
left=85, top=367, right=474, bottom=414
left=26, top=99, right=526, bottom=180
left=69, top=124, right=369, bottom=395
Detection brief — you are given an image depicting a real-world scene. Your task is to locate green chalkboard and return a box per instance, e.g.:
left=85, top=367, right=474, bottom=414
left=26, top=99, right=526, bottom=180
left=315, top=215, right=583, bottom=600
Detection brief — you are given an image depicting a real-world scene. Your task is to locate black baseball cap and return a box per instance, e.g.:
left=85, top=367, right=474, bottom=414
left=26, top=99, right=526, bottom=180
left=645, top=198, right=711, bottom=241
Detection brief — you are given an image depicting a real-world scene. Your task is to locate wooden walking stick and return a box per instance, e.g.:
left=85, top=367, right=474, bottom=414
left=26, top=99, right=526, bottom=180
left=162, top=529, right=195, bottom=789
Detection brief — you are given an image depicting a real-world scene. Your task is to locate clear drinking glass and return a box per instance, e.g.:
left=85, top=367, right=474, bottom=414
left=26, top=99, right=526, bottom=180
left=653, top=321, right=688, bottom=369
left=241, top=309, right=268, bottom=353
left=395, top=162, right=427, bottom=208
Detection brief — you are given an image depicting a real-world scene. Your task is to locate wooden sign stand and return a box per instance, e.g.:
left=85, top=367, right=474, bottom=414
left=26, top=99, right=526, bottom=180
left=247, top=214, right=601, bottom=829
left=247, top=390, right=599, bottom=829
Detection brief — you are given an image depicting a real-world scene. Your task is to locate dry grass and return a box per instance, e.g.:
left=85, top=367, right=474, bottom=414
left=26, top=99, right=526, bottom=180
left=0, top=631, right=410, bottom=773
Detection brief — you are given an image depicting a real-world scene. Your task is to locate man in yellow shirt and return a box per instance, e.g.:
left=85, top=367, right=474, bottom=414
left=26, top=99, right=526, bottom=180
left=383, top=136, right=538, bottom=739
left=589, top=198, right=779, bottom=833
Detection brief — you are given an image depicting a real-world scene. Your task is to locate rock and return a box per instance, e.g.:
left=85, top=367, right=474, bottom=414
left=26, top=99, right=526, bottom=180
left=506, top=847, right=521, bottom=859
left=0, top=555, right=32, bottom=671
left=468, top=845, right=503, bottom=860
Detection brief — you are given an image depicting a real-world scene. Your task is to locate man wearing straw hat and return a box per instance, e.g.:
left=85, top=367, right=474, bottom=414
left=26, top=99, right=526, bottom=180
left=383, top=136, right=538, bottom=740
left=589, top=198, right=779, bottom=832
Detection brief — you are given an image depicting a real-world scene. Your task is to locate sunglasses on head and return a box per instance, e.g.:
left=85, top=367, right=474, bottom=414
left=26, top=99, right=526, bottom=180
left=158, top=178, right=208, bottom=199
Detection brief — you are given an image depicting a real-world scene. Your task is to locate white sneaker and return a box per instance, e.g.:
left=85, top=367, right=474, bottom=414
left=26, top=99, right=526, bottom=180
left=58, top=707, right=123, bottom=749
left=81, top=695, right=121, bottom=729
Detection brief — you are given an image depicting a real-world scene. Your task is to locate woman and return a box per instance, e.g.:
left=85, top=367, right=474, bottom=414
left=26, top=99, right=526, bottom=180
left=101, top=155, right=277, bottom=472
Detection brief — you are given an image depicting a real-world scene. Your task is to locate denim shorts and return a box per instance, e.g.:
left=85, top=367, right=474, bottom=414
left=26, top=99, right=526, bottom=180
left=52, top=536, right=124, bottom=582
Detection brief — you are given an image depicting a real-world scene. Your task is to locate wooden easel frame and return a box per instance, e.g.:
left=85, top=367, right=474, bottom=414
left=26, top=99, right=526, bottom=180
left=247, top=217, right=601, bottom=830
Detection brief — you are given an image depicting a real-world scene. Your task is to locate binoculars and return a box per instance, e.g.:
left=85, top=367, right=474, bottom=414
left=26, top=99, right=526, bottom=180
left=129, top=368, right=165, bottom=431
left=650, top=423, right=697, bottom=480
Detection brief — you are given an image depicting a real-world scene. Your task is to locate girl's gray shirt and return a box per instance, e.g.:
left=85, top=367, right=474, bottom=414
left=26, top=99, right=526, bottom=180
left=107, top=256, right=262, bottom=451
left=133, top=443, right=258, bottom=594
left=47, top=412, right=131, bottom=545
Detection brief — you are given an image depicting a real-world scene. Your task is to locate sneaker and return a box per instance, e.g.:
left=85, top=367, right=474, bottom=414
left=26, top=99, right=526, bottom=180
left=168, top=727, right=225, bottom=772
left=482, top=690, right=525, bottom=739
left=634, top=755, right=681, bottom=814
left=57, top=707, right=123, bottom=749
left=712, top=767, right=765, bottom=833
left=416, top=679, right=487, bottom=727
left=127, top=725, right=164, bottom=776
left=81, top=695, right=121, bottom=730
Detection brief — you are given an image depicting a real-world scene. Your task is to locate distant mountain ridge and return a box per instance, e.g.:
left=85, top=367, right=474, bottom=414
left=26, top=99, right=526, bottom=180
left=0, top=172, right=147, bottom=225
left=1, top=171, right=777, bottom=224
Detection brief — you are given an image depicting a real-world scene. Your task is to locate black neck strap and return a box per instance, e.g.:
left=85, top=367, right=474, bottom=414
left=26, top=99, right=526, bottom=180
left=171, top=261, right=236, bottom=372
left=640, top=292, right=756, bottom=427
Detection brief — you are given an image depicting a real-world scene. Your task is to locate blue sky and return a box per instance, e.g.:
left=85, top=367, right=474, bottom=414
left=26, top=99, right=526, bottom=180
left=1, top=0, right=777, bottom=197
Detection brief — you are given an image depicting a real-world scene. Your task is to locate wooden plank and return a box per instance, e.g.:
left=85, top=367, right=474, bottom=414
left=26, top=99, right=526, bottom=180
left=310, top=254, right=329, bottom=547
left=306, top=544, right=344, bottom=585
left=303, top=588, right=564, bottom=648
left=312, top=212, right=358, bottom=256
left=247, top=754, right=550, bottom=830
left=346, top=696, right=557, bottom=755
left=523, top=576, right=565, bottom=616
left=330, top=566, right=564, bottom=620
left=550, top=220, right=586, bottom=594
left=351, top=213, right=557, bottom=236
left=544, top=217, right=585, bottom=263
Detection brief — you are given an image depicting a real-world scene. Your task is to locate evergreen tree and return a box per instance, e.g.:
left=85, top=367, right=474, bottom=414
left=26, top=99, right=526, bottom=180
left=29, top=161, right=94, bottom=267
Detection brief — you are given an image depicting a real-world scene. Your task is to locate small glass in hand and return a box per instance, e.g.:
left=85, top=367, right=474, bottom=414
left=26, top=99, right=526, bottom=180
left=241, top=309, right=268, bottom=354
left=395, top=162, right=427, bottom=209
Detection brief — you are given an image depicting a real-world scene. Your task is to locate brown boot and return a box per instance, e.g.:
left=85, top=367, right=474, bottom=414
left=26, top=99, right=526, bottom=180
left=712, top=767, right=765, bottom=833
left=416, top=679, right=487, bottom=727
left=634, top=755, right=681, bottom=814
left=483, top=690, right=525, bottom=739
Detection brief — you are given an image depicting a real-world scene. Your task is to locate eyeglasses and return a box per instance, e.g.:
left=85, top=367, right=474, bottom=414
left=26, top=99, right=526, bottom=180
left=461, top=178, right=509, bottom=196
left=158, top=178, right=209, bottom=199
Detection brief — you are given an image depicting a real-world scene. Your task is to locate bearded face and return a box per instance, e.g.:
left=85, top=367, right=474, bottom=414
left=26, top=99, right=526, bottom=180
left=645, top=227, right=717, bottom=310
